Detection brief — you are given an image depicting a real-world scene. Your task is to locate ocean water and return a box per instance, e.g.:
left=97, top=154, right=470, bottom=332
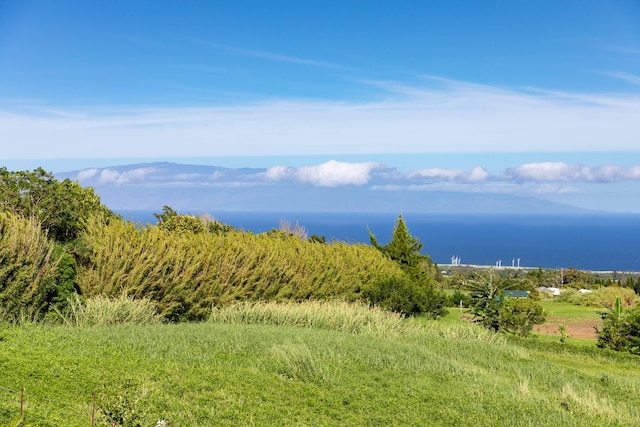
left=118, top=211, right=640, bottom=272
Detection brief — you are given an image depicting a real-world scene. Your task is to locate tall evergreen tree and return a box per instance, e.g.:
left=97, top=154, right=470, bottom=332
left=369, top=215, right=423, bottom=265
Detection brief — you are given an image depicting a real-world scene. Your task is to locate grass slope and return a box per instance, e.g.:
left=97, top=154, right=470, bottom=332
left=1, top=306, right=639, bottom=427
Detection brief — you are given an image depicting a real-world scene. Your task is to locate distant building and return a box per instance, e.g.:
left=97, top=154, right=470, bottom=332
left=504, top=290, right=530, bottom=299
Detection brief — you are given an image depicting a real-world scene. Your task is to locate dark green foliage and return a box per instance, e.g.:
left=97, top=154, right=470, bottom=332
left=369, top=214, right=428, bottom=275
left=0, top=167, right=116, bottom=242
left=367, top=215, right=447, bottom=317
left=469, top=270, right=545, bottom=336
left=362, top=276, right=447, bottom=317
left=0, top=213, right=59, bottom=320
left=596, top=298, right=640, bottom=355
left=49, top=245, right=80, bottom=313
left=497, top=298, right=546, bottom=337
left=447, top=289, right=470, bottom=307
left=468, top=270, right=509, bottom=331
left=154, top=205, right=234, bottom=234
left=308, top=234, right=326, bottom=244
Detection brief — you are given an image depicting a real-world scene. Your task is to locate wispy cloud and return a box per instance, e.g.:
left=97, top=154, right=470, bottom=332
left=409, top=166, right=490, bottom=183
left=4, top=77, right=640, bottom=159
left=77, top=167, right=156, bottom=186
left=603, top=71, right=640, bottom=86
left=189, top=38, right=346, bottom=69
left=504, top=162, right=640, bottom=183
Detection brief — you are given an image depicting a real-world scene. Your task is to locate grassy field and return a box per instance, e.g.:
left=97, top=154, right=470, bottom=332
left=1, top=302, right=639, bottom=426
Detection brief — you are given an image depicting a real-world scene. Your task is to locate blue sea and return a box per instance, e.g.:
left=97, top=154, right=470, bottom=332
left=118, top=211, right=640, bottom=272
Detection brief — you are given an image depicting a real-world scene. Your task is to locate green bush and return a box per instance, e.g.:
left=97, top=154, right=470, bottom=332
left=77, top=218, right=408, bottom=321
left=567, top=286, right=637, bottom=308
left=497, top=297, right=546, bottom=337
left=468, top=270, right=545, bottom=336
left=362, top=275, right=447, bottom=317
left=596, top=301, right=640, bottom=355
left=0, top=212, right=60, bottom=321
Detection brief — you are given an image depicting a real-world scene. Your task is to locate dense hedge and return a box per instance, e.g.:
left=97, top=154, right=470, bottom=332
left=0, top=212, right=60, bottom=319
left=77, top=218, right=409, bottom=321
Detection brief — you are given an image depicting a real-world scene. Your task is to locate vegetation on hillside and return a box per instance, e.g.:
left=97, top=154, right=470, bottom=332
left=1, top=303, right=639, bottom=426
left=1, top=167, right=640, bottom=352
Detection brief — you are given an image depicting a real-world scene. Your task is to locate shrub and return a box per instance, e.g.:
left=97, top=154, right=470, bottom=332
left=596, top=298, right=640, bottom=355
left=77, top=218, right=408, bottom=321
left=497, top=297, right=546, bottom=337
left=468, top=270, right=545, bottom=336
left=361, top=275, right=447, bottom=318
left=567, top=286, right=637, bottom=308
left=0, top=212, right=60, bottom=321
left=446, top=289, right=470, bottom=308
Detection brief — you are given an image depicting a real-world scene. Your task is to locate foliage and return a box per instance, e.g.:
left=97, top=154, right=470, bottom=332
left=154, top=205, right=234, bottom=234
left=446, top=289, right=470, bottom=308
left=468, top=269, right=509, bottom=331
left=596, top=297, right=640, bottom=355
left=308, top=234, right=326, bottom=244
left=369, top=214, right=429, bottom=275
left=367, top=215, right=446, bottom=317
left=563, top=286, right=637, bottom=308
left=497, top=297, right=546, bottom=337
left=0, top=212, right=61, bottom=321
left=97, top=380, right=147, bottom=427
left=53, top=294, right=163, bottom=327
left=0, top=167, right=115, bottom=242
left=468, top=269, right=545, bottom=336
left=77, top=217, right=407, bottom=321
left=208, top=300, right=412, bottom=337
left=362, top=275, right=447, bottom=317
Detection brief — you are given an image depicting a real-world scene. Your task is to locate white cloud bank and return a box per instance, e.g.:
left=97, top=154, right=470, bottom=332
left=410, top=166, right=490, bottom=183
left=505, top=162, right=640, bottom=183
left=266, top=160, right=383, bottom=187
left=3, top=77, right=640, bottom=159
left=77, top=167, right=156, bottom=186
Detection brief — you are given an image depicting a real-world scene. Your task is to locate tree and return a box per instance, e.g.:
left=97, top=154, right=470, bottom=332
left=468, top=269, right=509, bottom=331
left=366, top=215, right=446, bottom=317
left=497, top=298, right=545, bottom=337
left=469, top=269, right=545, bottom=336
left=154, top=206, right=234, bottom=234
left=596, top=297, right=640, bottom=354
left=0, top=167, right=115, bottom=242
left=369, top=215, right=426, bottom=269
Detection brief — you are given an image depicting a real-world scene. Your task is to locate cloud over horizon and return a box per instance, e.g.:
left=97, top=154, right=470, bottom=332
left=4, top=78, right=640, bottom=160
left=265, top=160, right=384, bottom=187
left=71, top=160, right=640, bottom=191
left=505, top=162, right=640, bottom=183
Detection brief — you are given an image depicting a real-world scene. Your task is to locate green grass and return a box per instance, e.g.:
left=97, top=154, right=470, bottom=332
left=539, top=301, right=603, bottom=320
left=1, top=303, right=639, bottom=426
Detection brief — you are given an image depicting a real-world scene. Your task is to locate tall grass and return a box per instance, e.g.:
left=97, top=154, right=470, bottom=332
left=208, top=300, right=414, bottom=337
left=560, top=286, right=638, bottom=308
left=53, top=294, right=163, bottom=327
left=0, top=212, right=59, bottom=321
left=3, top=317, right=639, bottom=426
left=77, top=218, right=407, bottom=321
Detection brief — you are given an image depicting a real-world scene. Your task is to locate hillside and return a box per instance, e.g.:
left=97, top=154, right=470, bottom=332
left=1, top=305, right=639, bottom=426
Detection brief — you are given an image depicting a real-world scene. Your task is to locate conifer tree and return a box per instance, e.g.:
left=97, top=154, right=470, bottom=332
left=369, top=214, right=430, bottom=278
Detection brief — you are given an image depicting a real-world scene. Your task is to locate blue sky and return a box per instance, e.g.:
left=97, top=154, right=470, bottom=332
left=1, top=1, right=640, bottom=212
